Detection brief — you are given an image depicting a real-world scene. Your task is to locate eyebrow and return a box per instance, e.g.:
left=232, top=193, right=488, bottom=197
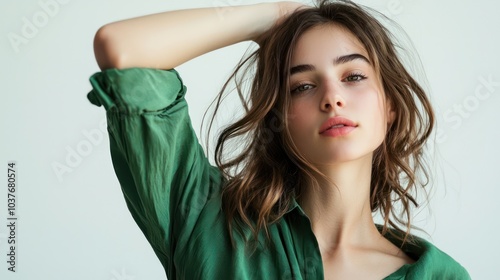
left=290, top=53, right=370, bottom=76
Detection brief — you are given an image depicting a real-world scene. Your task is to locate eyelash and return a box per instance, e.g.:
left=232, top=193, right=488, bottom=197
left=344, top=72, right=368, bottom=82
left=290, top=72, right=368, bottom=94
left=290, top=83, right=314, bottom=94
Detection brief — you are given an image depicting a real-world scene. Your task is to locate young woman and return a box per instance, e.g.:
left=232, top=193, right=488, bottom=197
left=87, top=0, right=470, bottom=279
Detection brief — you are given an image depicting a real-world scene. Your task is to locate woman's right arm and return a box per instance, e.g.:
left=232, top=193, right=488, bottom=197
left=94, top=2, right=304, bottom=70
left=88, top=3, right=303, bottom=275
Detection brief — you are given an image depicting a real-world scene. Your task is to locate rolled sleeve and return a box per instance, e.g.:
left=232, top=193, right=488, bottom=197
left=88, top=67, right=185, bottom=113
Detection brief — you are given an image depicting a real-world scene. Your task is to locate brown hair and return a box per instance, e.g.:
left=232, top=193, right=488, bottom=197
left=209, top=0, right=434, bottom=247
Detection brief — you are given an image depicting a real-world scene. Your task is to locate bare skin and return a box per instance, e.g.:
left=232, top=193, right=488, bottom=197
left=93, top=2, right=414, bottom=278
left=93, top=2, right=302, bottom=70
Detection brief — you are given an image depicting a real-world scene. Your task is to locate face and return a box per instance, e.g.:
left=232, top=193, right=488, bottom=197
left=287, top=24, right=394, bottom=166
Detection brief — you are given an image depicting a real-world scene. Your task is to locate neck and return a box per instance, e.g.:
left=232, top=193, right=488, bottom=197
left=298, top=155, right=382, bottom=253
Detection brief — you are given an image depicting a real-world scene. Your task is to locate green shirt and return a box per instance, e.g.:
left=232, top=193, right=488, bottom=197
left=87, top=67, right=470, bottom=280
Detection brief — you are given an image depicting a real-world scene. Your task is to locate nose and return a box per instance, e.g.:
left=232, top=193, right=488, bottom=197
left=320, top=84, right=346, bottom=111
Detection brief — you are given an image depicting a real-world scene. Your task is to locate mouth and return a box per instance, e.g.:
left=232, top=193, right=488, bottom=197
left=319, top=117, right=357, bottom=135
left=330, top=124, right=346, bottom=129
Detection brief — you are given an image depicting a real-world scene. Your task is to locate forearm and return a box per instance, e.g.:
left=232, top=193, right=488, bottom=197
left=94, top=3, right=280, bottom=70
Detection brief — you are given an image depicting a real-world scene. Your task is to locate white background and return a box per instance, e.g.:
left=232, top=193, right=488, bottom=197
left=1, top=0, right=498, bottom=279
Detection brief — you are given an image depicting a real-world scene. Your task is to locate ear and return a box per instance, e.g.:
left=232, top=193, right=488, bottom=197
left=386, top=98, right=396, bottom=125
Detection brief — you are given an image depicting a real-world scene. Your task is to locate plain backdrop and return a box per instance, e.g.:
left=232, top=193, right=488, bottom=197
left=1, top=0, right=499, bottom=279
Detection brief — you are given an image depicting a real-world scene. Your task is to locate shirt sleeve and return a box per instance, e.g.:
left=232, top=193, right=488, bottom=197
left=87, top=67, right=222, bottom=274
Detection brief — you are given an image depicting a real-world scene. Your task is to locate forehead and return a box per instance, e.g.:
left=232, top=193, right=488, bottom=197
left=291, top=24, right=369, bottom=65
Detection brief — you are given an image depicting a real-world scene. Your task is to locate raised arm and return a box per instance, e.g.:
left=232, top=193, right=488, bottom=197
left=93, top=2, right=305, bottom=70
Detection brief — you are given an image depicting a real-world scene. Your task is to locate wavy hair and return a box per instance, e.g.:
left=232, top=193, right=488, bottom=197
left=209, top=0, right=435, bottom=247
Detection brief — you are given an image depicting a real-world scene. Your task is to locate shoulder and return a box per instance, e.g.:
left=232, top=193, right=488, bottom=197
left=402, top=237, right=471, bottom=279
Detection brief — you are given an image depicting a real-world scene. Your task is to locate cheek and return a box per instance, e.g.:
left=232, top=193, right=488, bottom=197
left=357, top=90, right=389, bottom=135
left=287, top=105, right=303, bottom=139
left=288, top=98, right=306, bottom=120
left=287, top=101, right=313, bottom=144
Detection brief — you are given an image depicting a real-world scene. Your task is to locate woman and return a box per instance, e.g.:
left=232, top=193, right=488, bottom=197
left=87, top=0, right=470, bottom=279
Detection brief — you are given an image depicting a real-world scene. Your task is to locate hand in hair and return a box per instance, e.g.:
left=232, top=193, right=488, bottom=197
left=253, top=2, right=308, bottom=46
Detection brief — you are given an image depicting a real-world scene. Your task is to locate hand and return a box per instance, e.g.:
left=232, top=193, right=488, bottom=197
left=276, top=1, right=308, bottom=25
left=254, top=1, right=308, bottom=46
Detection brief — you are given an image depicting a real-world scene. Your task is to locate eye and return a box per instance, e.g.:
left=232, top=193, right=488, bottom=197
left=343, top=72, right=367, bottom=83
left=291, top=83, right=315, bottom=94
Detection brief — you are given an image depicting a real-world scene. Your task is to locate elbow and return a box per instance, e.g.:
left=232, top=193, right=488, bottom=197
left=93, top=24, right=126, bottom=70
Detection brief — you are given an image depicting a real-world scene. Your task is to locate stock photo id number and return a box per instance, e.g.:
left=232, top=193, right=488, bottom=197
left=6, top=162, right=18, bottom=272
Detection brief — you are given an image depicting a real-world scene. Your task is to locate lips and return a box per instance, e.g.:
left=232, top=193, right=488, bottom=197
left=319, top=117, right=357, bottom=135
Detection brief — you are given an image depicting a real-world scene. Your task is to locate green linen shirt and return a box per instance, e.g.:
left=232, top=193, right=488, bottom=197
left=87, top=67, right=470, bottom=280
